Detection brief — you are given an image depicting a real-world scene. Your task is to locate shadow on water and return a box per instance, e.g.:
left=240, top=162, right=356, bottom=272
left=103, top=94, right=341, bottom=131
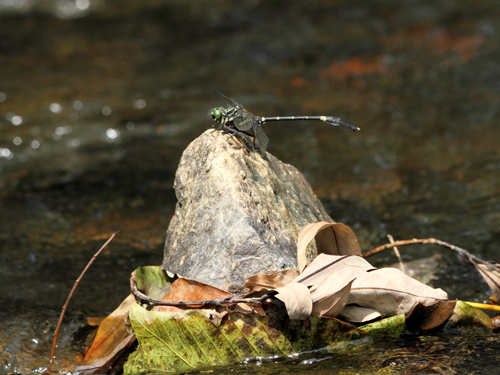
left=0, top=0, right=499, bottom=373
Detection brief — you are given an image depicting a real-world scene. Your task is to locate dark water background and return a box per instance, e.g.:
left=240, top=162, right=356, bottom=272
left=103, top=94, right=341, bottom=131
left=1, top=0, right=499, bottom=373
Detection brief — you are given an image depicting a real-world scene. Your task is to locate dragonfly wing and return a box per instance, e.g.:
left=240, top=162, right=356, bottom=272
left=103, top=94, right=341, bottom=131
left=213, top=89, right=241, bottom=108
left=233, top=110, right=255, bottom=131
left=254, top=123, right=269, bottom=152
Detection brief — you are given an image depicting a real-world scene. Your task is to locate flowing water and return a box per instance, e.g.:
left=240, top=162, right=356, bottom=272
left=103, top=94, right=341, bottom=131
left=1, top=1, right=500, bottom=373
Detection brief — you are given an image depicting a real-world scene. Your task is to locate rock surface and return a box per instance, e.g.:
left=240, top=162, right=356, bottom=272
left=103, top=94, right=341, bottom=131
left=162, top=129, right=333, bottom=292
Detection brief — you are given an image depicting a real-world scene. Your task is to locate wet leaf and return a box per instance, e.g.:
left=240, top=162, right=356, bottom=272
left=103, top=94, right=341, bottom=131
left=81, top=294, right=135, bottom=365
left=445, top=300, right=494, bottom=331
left=297, top=222, right=362, bottom=272
left=358, top=314, right=406, bottom=336
left=125, top=302, right=366, bottom=374
left=73, top=334, right=137, bottom=375
left=275, top=282, right=312, bottom=320
left=245, top=269, right=300, bottom=296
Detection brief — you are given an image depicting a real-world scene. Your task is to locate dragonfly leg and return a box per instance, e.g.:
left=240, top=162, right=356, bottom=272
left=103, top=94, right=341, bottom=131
left=207, top=121, right=226, bottom=134
left=222, top=125, right=255, bottom=151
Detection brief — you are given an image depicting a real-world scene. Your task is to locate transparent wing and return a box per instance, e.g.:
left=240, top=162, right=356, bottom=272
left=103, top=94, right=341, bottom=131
left=213, top=89, right=240, bottom=108
left=254, top=123, right=269, bottom=152
left=232, top=109, right=255, bottom=131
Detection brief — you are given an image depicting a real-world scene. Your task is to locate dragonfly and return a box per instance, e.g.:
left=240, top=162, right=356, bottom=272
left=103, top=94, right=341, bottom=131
left=210, top=90, right=360, bottom=153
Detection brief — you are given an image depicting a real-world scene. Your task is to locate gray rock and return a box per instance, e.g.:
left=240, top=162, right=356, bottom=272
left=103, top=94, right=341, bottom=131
left=162, top=129, right=333, bottom=293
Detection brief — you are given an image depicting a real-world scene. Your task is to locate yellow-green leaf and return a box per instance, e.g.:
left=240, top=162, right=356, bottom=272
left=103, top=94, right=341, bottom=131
left=124, top=302, right=365, bottom=374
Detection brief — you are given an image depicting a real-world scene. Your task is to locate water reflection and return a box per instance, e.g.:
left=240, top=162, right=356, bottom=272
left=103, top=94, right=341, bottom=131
left=0, top=147, right=13, bottom=159
left=49, top=103, right=63, bottom=114
left=101, top=106, right=112, bottom=116
left=133, top=99, right=146, bottom=109
left=105, top=128, right=120, bottom=142
left=11, top=115, right=23, bottom=126
left=0, top=0, right=92, bottom=18
left=73, top=100, right=83, bottom=110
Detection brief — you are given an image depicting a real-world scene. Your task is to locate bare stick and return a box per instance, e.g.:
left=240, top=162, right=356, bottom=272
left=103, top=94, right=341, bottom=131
left=130, top=277, right=274, bottom=307
left=47, top=232, right=118, bottom=372
left=388, top=234, right=405, bottom=274
left=362, top=237, right=499, bottom=272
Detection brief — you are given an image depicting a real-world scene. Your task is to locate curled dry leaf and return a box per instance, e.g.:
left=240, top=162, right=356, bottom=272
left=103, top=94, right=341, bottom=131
left=346, top=267, right=449, bottom=322
left=310, top=274, right=354, bottom=317
left=474, top=263, right=500, bottom=302
left=245, top=269, right=300, bottom=297
left=406, top=300, right=457, bottom=331
left=285, top=252, right=452, bottom=328
left=295, top=253, right=373, bottom=287
left=297, top=221, right=362, bottom=272
left=275, top=282, right=312, bottom=320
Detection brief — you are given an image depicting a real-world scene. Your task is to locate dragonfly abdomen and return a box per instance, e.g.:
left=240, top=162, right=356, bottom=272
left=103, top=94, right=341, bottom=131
left=257, top=116, right=360, bottom=132
left=259, top=115, right=325, bottom=122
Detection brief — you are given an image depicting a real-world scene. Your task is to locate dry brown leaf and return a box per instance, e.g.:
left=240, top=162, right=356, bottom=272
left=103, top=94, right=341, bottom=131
left=406, top=300, right=457, bottom=331
left=295, top=253, right=373, bottom=287
left=297, top=222, right=362, bottom=272
left=82, top=294, right=135, bottom=365
left=153, top=277, right=233, bottom=312
left=310, top=270, right=355, bottom=317
left=275, top=282, right=312, bottom=320
left=347, top=267, right=449, bottom=318
left=73, top=334, right=137, bottom=375
left=287, top=252, right=451, bottom=327
left=475, top=263, right=500, bottom=301
left=244, top=269, right=300, bottom=296
left=338, top=305, right=382, bottom=323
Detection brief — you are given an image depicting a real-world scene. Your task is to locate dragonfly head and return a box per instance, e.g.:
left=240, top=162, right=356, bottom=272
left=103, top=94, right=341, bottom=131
left=210, top=108, right=223, bottom=122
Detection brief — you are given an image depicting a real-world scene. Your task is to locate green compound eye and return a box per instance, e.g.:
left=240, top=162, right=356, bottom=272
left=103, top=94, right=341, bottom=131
left=211, top=108, right=221, bottom=121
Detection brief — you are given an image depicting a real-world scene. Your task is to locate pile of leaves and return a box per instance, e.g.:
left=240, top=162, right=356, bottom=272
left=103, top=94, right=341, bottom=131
left=72, top=222, right=496, bottom=375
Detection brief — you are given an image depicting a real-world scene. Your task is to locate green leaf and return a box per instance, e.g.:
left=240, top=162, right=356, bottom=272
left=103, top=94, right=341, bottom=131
left=445, top=300, right=494, bottom=331
left=358, top=314, right=406, bottom=337
left=124, top=303, right=364, bottom=374
left=133, top=266, right=177, bottom=300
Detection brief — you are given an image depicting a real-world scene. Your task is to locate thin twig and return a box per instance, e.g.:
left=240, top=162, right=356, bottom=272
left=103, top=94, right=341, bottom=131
left=363, top=237, right=500, bottom=278
left=388, top=234, right=405, bottom=274
left=47, top=232, right=118, bottom=372
left=364, top=238, right=477, bottom=262
left=130, top=277, right=274, bottom=307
